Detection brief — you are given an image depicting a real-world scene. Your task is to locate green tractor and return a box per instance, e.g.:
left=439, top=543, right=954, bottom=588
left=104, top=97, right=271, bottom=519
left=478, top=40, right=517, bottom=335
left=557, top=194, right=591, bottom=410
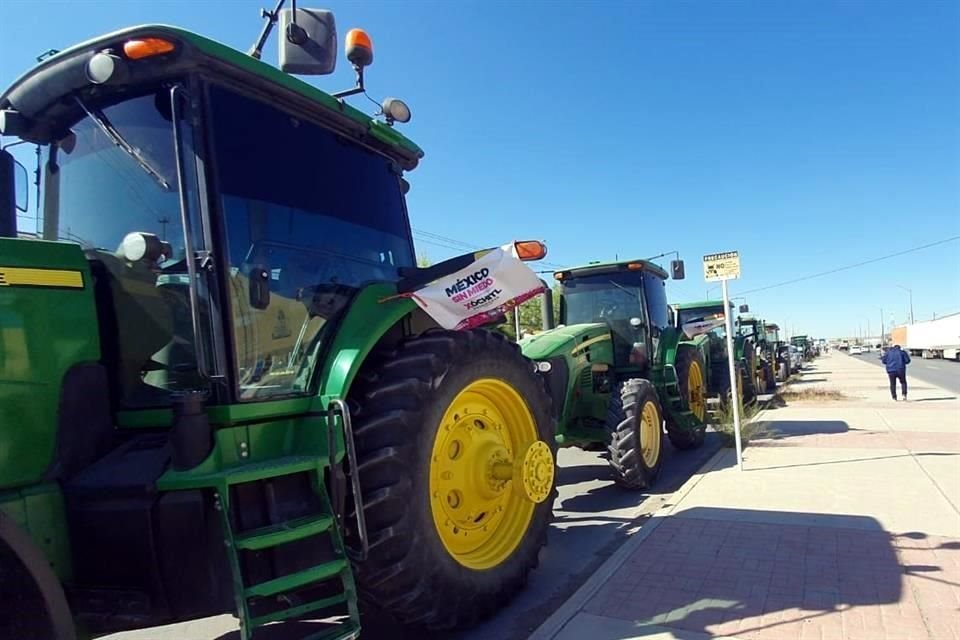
left=762, top=322, right=791, bottom=382
left=519, top=258, right=709, bottom=490
left=670, top=301, right=757, bottom=406
left=736, top=315, right=777, bottom=394
left=0, top=12, right=558, bottom=640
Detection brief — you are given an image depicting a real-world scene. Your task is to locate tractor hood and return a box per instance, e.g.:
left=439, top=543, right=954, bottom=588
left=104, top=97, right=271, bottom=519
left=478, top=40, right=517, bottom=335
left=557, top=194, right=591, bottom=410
left=520, top=323, right=610, bottom=361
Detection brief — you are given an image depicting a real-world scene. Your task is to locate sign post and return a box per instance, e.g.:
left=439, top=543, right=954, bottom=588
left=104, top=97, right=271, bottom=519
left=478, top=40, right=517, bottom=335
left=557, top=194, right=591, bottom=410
left=703, top=251, right=744, bottom=471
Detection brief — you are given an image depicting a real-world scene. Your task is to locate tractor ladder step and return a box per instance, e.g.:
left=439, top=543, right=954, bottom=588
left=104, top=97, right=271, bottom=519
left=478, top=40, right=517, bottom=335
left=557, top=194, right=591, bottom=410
left=250, top=593, right=351, bottom=627
left=244, top=560, right=349, bottom=599
left=210, top=451, right=361, bottom=640
left=234, top=514, right=335, bottom=551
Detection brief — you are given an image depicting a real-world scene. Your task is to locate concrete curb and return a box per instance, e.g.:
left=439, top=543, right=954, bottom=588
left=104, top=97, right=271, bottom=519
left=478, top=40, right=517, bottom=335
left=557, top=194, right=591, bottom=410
left=528, top=447, right=732, bottom=640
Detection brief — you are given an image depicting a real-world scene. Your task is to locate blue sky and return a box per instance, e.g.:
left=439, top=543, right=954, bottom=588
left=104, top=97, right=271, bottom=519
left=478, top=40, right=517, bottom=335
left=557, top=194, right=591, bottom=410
left=2, top=0, right=957, bottom=338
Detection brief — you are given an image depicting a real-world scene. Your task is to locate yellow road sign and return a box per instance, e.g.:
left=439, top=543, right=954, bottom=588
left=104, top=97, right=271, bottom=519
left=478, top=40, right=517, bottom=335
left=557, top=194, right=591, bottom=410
left=703, top=251, right=740, bottom=282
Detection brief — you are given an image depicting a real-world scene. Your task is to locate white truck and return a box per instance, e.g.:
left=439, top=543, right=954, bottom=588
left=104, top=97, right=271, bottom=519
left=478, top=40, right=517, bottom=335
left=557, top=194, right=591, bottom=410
left=893, top=313, right=960, bottom=360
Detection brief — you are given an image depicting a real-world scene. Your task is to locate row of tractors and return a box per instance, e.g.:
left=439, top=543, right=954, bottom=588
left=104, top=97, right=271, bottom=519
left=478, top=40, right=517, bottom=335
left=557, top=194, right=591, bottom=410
left=517, top=265, right=808, bottom=491
left=0, top=11, right=810, bottom=640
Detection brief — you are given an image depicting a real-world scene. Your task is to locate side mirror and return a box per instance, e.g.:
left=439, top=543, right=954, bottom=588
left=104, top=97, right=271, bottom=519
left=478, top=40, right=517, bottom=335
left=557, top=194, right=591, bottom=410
left=13, top=159, right=27, bottom=213
left=739, top=304, right=749, bottom=313
left=249, top=266, right=271, bottom=310
left=670, top=259, right=685, bottom=280
left=0, top=149, right=15, bottom=237
left=514, top=240, right=547, bottom=262
left=278, top=8, right=337, bottom=75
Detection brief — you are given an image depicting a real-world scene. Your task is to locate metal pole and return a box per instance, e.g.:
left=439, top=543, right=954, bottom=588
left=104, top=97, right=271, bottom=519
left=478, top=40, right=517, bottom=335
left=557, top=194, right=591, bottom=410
left=880, top=307, right=884, bottom=346
left=909, top=290, right=914, bottom=324
left=722, top=278, right=743, bottom=471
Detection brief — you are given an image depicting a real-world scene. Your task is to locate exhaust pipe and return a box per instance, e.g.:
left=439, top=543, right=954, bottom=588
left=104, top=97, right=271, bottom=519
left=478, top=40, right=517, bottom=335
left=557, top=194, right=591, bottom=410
left=540, top=279, right=554, bottom=331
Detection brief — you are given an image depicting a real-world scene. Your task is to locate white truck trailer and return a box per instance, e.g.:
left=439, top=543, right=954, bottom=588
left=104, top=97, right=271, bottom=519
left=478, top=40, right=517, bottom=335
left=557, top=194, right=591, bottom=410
left=894, top=313, right=960, bottom=360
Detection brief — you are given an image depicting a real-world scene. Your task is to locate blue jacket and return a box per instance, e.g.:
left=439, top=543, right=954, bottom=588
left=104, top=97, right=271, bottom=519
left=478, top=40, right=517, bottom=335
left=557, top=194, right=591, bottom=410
left=882, top=347, right=910, bottom=373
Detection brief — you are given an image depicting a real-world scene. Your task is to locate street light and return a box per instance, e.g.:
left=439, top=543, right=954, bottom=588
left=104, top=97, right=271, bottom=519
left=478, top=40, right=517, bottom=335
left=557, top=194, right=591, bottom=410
left=896, top=285, right=914, bottom=324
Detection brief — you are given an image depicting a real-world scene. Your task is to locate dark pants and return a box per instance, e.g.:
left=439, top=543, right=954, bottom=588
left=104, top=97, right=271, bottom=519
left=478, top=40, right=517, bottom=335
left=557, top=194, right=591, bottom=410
left=888, top=370, right=907, bottom=399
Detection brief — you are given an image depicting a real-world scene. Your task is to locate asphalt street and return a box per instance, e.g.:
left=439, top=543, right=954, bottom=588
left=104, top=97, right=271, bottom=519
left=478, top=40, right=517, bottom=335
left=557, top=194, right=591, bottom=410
left=105, top=432, right=723, bottom=640
left=850, top=351, right=960, bottom=396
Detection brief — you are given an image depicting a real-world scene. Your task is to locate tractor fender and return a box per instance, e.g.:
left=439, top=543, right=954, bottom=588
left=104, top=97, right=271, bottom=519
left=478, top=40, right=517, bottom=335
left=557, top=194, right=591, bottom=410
left=0, top=511, right=75, bottom=640
left=315, top=282, right=427, bottom=403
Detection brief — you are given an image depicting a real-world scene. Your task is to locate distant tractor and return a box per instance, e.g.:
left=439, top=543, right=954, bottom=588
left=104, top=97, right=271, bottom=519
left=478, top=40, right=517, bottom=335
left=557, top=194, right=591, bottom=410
left=519, top=258, right=709, bottom=489
left=670, top=301, right=757, bottom=405
left=737, top=315, right=777, bottom=393
left=0, top=13, right=557, bottom=640
left=763, top=322, right=792, bottom=382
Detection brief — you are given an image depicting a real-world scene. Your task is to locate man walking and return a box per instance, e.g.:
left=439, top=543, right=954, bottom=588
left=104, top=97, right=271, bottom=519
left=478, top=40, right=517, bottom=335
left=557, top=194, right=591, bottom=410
left=882, top=344, right=911, bottom=401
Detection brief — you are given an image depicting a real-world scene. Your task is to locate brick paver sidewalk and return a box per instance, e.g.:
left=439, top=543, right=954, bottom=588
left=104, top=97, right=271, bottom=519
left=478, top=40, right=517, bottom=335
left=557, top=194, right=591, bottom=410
left=536, top=353, right=960, bottom=640
left=581, top=516, right=959, bottom=640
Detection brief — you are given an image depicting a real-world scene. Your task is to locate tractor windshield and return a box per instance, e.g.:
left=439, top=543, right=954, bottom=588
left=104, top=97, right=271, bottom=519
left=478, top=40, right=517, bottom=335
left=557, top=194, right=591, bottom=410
left=36, top=90, right=209, bottom=407
left=561, top=273, right=645, bottom=326
left=208, top=85, right=415, bottom=399
left=676, top=306, right=727, bottom=339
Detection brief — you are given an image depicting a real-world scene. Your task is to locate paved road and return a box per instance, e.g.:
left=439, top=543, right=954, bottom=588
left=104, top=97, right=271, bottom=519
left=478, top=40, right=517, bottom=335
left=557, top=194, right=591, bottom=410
left=105, top=434, right=723, bottom=640
left=850, top=351, right=960, bottom=396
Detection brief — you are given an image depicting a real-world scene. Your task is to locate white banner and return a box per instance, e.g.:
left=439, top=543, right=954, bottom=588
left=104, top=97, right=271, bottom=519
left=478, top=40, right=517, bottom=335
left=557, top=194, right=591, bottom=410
left=407, top=244, right=546, bottom=331
left=681, top=315, right=726, bottom=339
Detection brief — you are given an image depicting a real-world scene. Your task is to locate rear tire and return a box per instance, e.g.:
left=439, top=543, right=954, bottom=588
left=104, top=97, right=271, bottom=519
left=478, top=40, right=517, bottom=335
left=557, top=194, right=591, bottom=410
left=741, top=340, right=757, bottom=403
left=763, top=362, right=776, bottom=393
left=666, top=347, right=707, bottom=450
left=606, top=379, right=663, bottom=489
left=346, top=329, right=556, bottom=630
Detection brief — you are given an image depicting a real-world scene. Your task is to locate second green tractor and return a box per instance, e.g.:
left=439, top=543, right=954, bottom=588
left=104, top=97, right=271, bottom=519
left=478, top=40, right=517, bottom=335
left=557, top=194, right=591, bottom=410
left=519, top=259, right=709, bottom=489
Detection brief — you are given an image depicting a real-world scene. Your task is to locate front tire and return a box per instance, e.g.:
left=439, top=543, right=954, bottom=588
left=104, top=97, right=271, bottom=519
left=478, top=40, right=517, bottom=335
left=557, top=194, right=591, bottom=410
left=606, top=379, right=663, bottom=489
left=346, top=329, right=556, bottom=629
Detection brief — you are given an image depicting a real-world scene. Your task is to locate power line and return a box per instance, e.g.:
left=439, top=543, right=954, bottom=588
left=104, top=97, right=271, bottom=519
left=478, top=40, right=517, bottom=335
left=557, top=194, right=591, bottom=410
left=736, top=235, right=960, bottom=296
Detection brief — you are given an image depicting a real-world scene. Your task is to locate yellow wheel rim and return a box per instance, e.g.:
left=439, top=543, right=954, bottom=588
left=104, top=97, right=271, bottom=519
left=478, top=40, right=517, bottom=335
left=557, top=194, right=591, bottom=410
left=429, top=378, right=554, bottom=570
left=687, top=360, right=707, bottom=422
left=640, top=399, right=661, bottom=468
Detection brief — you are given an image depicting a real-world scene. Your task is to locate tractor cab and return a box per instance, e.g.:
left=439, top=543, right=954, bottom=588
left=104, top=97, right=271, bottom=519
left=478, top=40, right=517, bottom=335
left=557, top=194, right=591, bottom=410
left=1, top=24, right=422, bottom=413
left=554, top=260, right=672, bottom=368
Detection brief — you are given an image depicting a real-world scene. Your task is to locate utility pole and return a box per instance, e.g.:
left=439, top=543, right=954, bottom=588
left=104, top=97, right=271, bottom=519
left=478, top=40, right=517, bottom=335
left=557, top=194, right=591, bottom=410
left=897, top=285, right=914, bottom=324
left=879, top=307, right=884, bottom=346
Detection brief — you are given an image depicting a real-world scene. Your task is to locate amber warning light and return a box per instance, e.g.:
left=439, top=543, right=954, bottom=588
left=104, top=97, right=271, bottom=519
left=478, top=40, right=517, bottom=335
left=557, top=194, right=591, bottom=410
left=345, top=29, right=373, bottom=67
left=123, top=38, right=176, bottom=60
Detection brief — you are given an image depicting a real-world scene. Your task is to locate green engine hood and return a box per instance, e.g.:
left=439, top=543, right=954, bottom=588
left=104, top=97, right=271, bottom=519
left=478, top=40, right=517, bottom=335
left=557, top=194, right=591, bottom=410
left=520, top=323, right=610, bottom=360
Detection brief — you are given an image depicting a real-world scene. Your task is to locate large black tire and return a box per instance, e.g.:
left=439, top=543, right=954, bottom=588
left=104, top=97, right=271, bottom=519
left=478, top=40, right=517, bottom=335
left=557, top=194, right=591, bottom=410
left=666, top=347, right=707, bottom=450
left=346, top=329, right=556, bottom=630
left=763, top=361, right=776, bottom=393
left=0, top=517, right=76, bottom=640
left=605, top=379, right=663, bottom=489
left=741, top=340, right=757, bottom=403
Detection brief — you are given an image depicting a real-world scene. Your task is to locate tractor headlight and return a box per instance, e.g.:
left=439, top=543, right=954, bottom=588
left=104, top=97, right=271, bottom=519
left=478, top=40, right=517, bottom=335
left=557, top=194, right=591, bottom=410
left=536, top=361, right=552, bottom=373
left=381, top=97, right=411, bottom=124
left=86, top=52, right=119, bottom=84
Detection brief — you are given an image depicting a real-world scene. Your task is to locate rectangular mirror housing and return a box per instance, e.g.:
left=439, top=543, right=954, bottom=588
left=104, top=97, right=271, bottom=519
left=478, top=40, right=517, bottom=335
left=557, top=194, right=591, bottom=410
left=739, top=304, right=750, bottom=313
left=249, top=266, right=271, bottom=310
left=670, top=259, right=685, bottom=280
left=279, top=8, right=337, bottom=75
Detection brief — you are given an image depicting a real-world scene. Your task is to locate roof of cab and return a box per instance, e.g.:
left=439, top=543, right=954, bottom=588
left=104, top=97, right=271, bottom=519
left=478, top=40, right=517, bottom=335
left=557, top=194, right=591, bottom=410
left=0, top=25, right=423, bottom=169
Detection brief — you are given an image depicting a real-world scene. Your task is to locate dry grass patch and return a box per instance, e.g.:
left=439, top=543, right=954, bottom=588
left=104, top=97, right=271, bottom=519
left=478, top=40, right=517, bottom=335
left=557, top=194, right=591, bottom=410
left=778, top=387, right=847, bottom=402
left=710, top=401, right=773, bottom=448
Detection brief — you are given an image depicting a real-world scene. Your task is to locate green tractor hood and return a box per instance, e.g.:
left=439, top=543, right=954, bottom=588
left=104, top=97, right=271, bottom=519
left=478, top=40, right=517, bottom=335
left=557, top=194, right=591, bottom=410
left=520, top=323, right=611, bottom=361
